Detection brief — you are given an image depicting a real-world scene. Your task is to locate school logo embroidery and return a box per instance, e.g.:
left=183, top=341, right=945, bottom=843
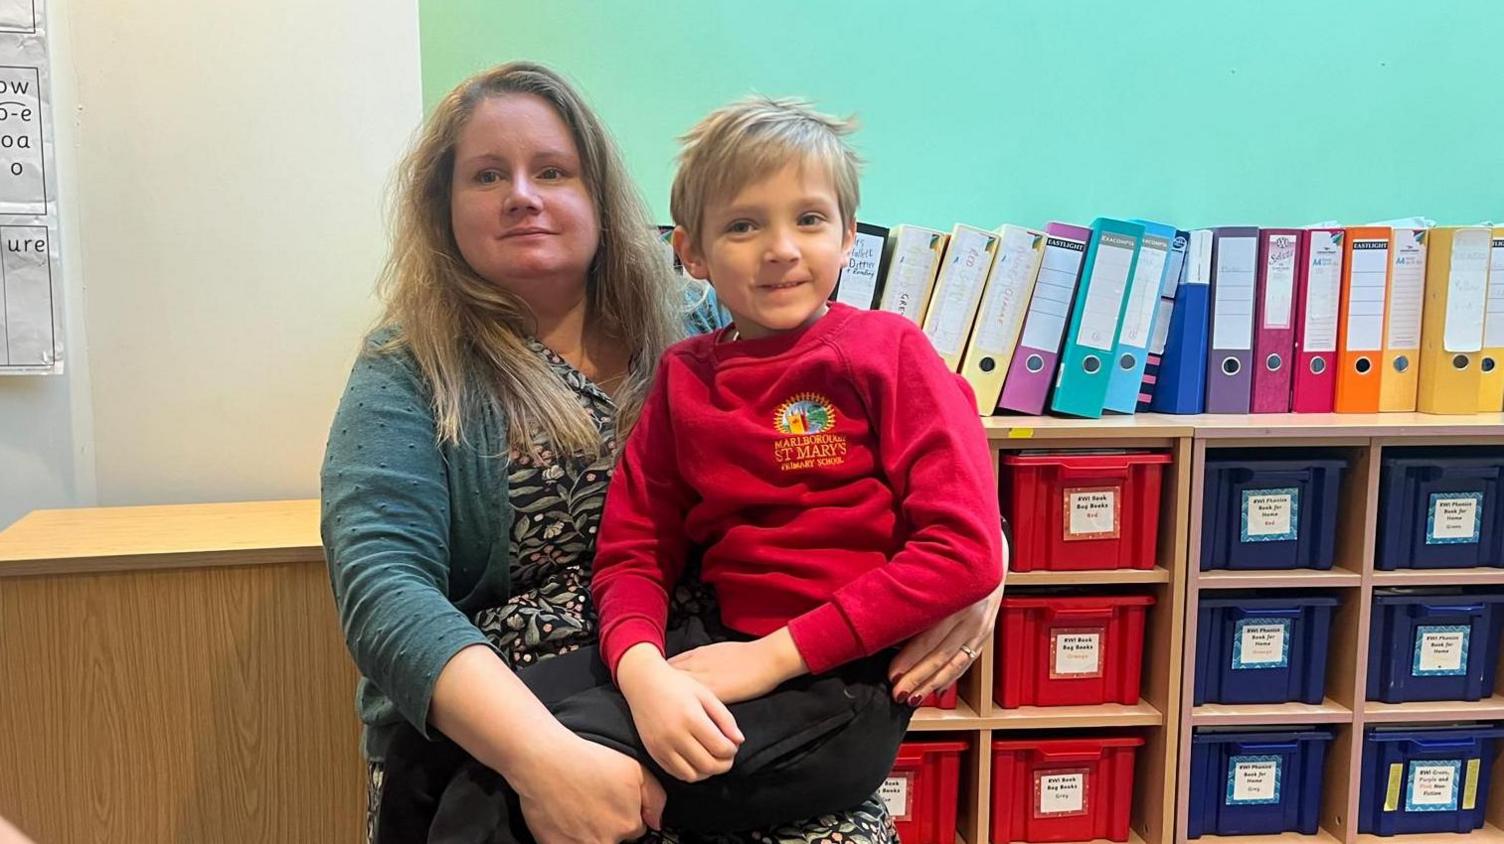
left=772, top=392, right=848, bottom=471
left=774, top=392, right=836, bottom=436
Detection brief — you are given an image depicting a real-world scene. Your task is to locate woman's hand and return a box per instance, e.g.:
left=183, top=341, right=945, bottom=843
left=887, top=573, right=1005, bottom=704
left=511, top=732, right=652, bottom=844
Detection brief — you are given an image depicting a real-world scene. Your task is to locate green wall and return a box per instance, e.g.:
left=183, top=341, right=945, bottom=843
left=421, top=1, right=1502, bottom=232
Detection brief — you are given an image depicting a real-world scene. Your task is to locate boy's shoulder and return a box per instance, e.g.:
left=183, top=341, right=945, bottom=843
left=830, top=304, right=925, bottom=339
left=662, top=327, right=720, bottom=363
left=825, top=303, right=929, bottom=357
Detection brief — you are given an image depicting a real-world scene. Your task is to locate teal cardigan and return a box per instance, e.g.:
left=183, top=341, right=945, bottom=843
left=321, top=293, right=723, bottom=760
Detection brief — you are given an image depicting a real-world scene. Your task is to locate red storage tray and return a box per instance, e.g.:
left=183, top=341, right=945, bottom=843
left=990, top=736, right=1143, bottom=843
left=885, top=740, right=967, bottom=844
left=995, top=594, right=1154, bottom=708
left=1001, top=451, right=1171, bottom=571
left=919, top=684, right=958, bottom=710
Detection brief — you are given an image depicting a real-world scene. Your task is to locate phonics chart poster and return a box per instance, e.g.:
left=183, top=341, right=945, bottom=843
left=0, top=0, right=61, bottom=375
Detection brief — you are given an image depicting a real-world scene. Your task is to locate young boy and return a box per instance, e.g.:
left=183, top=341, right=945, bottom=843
left=594, top=93, right=1004, bottom=801
left=387, top=96, right=1003, bottom=842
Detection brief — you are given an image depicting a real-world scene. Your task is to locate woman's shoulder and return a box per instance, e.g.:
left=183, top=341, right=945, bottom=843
left=335, top=326, right=436, bottom=412
left=353, top=325, right=427, bottom=377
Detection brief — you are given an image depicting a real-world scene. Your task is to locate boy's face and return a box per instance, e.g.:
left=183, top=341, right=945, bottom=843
left=676, top=162, right=855, bottom=340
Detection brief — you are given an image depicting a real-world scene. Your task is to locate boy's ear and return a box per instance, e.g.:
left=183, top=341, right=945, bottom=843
left=672, top=226, right=712, bottom=281
left=840, top=217, right=858, bottom=264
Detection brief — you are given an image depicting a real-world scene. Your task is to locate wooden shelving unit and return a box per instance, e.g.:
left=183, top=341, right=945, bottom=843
left=1169, top=418, right=1504, bottom=844
left=965, top=414, right=1504, bottom=844
left=943, top=423, right=1191, bottom=844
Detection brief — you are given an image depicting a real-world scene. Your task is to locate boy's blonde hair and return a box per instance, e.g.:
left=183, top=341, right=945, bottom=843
left=670, top=96, right=862, bottom=249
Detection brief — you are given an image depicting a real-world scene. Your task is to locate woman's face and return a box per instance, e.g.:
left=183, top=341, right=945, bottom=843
left=450, top=94, right=600, bottom=302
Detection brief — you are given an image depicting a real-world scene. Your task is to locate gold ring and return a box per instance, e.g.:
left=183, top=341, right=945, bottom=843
left=960, top=644, right=979, bottom=660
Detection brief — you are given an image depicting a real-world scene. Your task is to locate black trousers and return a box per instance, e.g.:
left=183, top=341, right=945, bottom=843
left=377, top=616, right=912, bottom=843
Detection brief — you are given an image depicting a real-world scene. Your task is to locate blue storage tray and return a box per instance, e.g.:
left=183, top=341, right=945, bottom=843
left=1367, top=589, right=1504, bottom=703
left=1359, top=724, right=1504, bottom=836
left=1376, top=451, right=1504, bottom=570
left=1188, top=727, right=1334, bottom=838
left=1195, top=594, right=1339, bottom=705
left=1201, top=454, right=1348, bottom=571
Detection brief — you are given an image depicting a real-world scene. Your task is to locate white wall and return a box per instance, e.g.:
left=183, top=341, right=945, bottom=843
left=0, top=0, right=96, bottom=531
left=0, top=0, right=422, bottom=528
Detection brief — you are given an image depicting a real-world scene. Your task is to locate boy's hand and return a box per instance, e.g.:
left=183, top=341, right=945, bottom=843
left=617, top=643, right=744, bottom=783
left=669, top=627, right=808, bottom=704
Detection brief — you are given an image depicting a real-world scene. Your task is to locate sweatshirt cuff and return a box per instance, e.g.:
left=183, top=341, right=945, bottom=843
left=787, top=602, right=865, bottom=675
left=602, top=617, right=668, bottom=683
left=408, top=625, right=494, bottom=738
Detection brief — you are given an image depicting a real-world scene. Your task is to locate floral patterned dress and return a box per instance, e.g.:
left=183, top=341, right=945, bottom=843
left=367, top=339, right=895, bottom=844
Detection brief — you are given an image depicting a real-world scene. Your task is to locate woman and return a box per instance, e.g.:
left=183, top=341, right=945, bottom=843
left=321, top=61, right=1003, bottom=844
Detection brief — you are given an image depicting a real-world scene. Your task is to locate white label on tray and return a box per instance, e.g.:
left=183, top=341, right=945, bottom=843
left=1232, top=619, right=1291, bottom=669
left=1052, top=630, right=1102, bottom=677
left=1413, top=625, right=1469, bottom=676
left=1227, top=756, right=1282, bottom=805
left=1036, top=772, right=1086, bottom=816
left=879, top=775, right=910, bottom=819
left=1428, top=493, right=1481, bottom=544
left=1406, top=761, right=1461, bottom=812
left=1242, top=489, right=1297, bottom=541
left=1067, top=488, right=1117, bottom=537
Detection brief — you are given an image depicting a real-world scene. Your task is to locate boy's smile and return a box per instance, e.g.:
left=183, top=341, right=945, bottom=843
left=676, top=163, right=855, bottom=341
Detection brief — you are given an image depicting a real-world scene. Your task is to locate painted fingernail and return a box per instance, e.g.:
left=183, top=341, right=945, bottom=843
left=907, top=694, right=924, bottom=707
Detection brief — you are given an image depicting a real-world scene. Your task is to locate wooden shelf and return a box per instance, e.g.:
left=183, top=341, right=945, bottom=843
left=909, top=698, right=990, bottom=731
left=989, top=833, right=1146, bottom=844
left=988, top=700, right=1163, bottom=730
left=1372, top=567, right=1504, bottom=585
left=1007, top=565, right=1170, bottom=586
left=1193, top=412, right=1504, bottom=440
left=1364, top=694, right=1504, bottom=723
left=1197, top=568, right=1362, bottom=589
left=1356, top=823, right=1504, bottom=843
left=1199, top=831, right=1343, bottom=843
left=911, top=699, right=1165, bottom=731
left=1192, top=698, right=1352, bottom=726
left=984, top=414, right=1191, bottom=442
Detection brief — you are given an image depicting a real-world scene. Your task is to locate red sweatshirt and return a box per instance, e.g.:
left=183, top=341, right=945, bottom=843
left=592, top=303, right=1003, bottom=676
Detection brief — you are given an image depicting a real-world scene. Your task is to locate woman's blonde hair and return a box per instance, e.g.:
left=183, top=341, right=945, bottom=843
left=375, top=61, right=689, bottom=456
left=670, top=95, right=861, bottom=251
